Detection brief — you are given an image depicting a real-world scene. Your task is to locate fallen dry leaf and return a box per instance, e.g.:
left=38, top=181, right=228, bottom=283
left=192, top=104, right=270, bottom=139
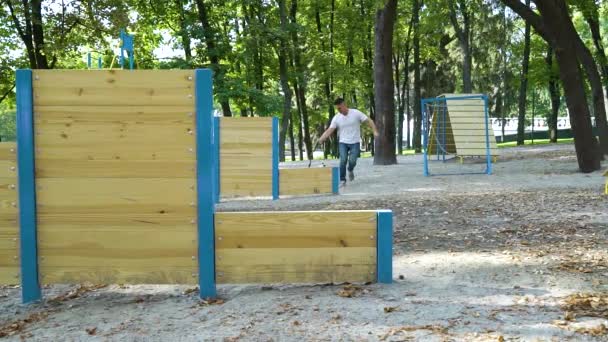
left=183, top=287, right=198, bottom=295
left=380, top=325, right=448, bottom=340
left=337, top=284, right=363, bottom=298
left=48, top=284, right=107, bottom=303
left=383, top=306, right=398, bottom=313
left=199, top=298, right=225, bottom=306
left=85, top=327, right=97, bottom=335
left=0, top=312, right=49, bottom=338
left=292, top=321, right=300, bottom=326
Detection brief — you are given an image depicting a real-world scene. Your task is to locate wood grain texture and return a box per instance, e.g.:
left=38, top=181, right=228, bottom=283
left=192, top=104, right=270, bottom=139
left=216, top=247, right=376, bottom=284
left=279, top=168, right=333, bottom=196
left=40, top=267, right=197, bottom=285
left=216, top=211, right=376, bottom=249
left=215, top=211, right=377, bottom=284
left=33, top=70, right=195, bottom=106
left=0, top=143, right=18, bottom=284
left=220, top=117, right=273, bottom=197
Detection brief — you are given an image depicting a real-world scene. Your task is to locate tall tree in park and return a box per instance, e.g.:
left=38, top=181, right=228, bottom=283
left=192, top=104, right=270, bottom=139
left=194, top=0, right=233, bottom=116
left=276, top=0, right=293, bottom=162
left=412, top=0, right=422, bottom=153
left=502, top=0, right=601, bottom=172
left=516, top=0, right=531, bottom=146
left=545, top=46, right=561, bottom=143
left=373, top=0, right=398, bottom=165
left=448, top=0, right=473, bottom=93
left=574, top=0, right=608, bottom=95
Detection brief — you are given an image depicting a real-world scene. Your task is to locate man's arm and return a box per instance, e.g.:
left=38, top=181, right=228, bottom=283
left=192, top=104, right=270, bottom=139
left=318, top=126, right=336, bottom=144
left=366, top=118, right=379, bottom=137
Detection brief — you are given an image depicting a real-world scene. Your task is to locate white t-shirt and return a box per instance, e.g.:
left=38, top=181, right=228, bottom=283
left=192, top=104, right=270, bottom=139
left=330, top=109, right=369, bottom=144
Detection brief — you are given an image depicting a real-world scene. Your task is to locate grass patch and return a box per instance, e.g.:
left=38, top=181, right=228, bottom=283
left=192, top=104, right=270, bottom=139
left=497, top=138, right=574, bottom=148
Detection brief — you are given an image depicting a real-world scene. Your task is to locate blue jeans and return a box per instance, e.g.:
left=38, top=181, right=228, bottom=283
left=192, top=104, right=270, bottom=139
left=339, top=143, right=360, bottom=181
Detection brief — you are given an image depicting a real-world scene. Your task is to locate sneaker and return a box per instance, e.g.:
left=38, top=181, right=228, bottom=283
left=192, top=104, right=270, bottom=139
left=348, top=171, right=355, bottom=181
left=340, top=180, right=347, bottom=187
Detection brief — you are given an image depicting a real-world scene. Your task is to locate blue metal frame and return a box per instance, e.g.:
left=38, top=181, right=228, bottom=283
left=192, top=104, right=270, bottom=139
left=120, top=29, right=134, bottom=70
left=376, top=210, right=393, bottom=283
left=421, top=94, right=493, bottom=176
left=16, top=69, right=41, bottom=303
left=331, top=167, right=339, bottom=194
left=195, top=69, right=216, bottom=298
left=271, top=117, right=279, bottom=200
left=213, top=116, right=220, bottom=203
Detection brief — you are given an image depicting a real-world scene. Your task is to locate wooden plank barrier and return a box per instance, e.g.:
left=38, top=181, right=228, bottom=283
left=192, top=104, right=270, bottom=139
left=279, top=167, right=338, bottom=196
left=219, top=117, right=273, bottom=198
left=32, top=70, right=198, bottom=285
left=0, top=142, right=19, bottom=284
left=215, top=211, right=382, bottom=284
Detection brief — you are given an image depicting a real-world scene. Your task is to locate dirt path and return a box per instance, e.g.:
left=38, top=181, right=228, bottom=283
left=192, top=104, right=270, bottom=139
left=1, top=144, right=607, bottom=341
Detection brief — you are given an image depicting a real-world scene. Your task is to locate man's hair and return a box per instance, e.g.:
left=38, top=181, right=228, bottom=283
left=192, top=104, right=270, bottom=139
left=334, top=98, right=345, bottom=105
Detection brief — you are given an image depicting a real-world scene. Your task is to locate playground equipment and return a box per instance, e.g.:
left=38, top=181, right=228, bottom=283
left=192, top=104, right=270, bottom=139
left=421, top=94, right=498, bottom=176
left=2, top=69, right=392, bottom=303
left=215, top=117, right=338, bottom=200
left=604, top=170, right=607, bottom=195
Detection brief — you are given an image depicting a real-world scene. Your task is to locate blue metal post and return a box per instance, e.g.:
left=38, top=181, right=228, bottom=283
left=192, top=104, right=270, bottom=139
left=331, top=167, right=339, bottom=194
left=442, top=98, right=446, bottom=162
left=129, top=52, right=134, bottom=70
left=213, top=116, right=220, bottom=203
left=87, top=52, right=92, bottom=69
left=16, top=69, right=41, bottom=303
left=195, top=69, right=216, bottom=298
left=376, top=210, right=393, bottom=283
left=98, top=57, right=102, bottom=69
left=421, top=99, right=429, bottom=176
left=272, top=117, right=279, bottom=200
left=483, top=95, right=492, bottom=175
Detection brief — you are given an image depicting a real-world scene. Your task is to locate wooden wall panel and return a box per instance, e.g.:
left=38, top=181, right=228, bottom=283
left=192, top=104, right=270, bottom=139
left=33, top=71, right=198, bottom=284
left=220, top=117, right=273, bottom=198
left=279, top=168, right=333, bottom=196
left=216, top=211, right=376, bottom=284
left=445, top=97, right=498, bottom=156
left=0, top=142, right=19, bottom=284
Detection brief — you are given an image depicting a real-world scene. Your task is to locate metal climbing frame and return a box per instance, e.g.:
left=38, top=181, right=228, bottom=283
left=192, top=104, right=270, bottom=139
left=421, top=94, right=493, bottom=176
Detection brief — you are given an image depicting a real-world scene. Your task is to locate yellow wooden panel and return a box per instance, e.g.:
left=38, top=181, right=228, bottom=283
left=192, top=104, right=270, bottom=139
left=442, top=98, right=498, bottom=156
left=40, top=267, right=197, bottom=285
left=0, top=143, right=16, bottom=160
left=35, top=144, right=195, bottom=161
left=0, top=161, right=17, bottom=178
left=216, top=247, right=376, bottom=284
left=279, top=168, right=333, bottom=196
left=220, top=172, right=271, bottom=197
left=0, top=177, right=18, bottom=201
left=36, top=159, right=195, bottom=178
left=34, top=105, right=195, bottom=124
left=219, top=117, right=273, bottom=144
left=0, top=267, right=19, bottom=284
left=216, top=211, right=376, bottom=249
left=33, top=70, right=195, bottom=106
left=35, top=178, right=196, bottom=214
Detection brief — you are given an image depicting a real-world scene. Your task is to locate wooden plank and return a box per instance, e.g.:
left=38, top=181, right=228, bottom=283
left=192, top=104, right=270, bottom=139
left=0, top=267, right=19, bottom=284
left=34, top=106, right=195, bottom=124
left=0, top=143, right=16, bottom=160
left=220, top=173, right=271, bottom=197
left=34, top=145, right=195, bottom=161
left=0, top=161, right=17, bottom=178
left=216, top=211, right=376, bottom=249
left=36, top=159, right=195, bottom=178
left=33, top=70, right=195, bottom=106
left=0, top=177, right=18, bottom=201
left=279, top=168, right=333, bottom=196
left=40, top=267, right=197, bottom=285
left=216, top=247, right=376, bottom=284
left=35, top=178, right=197, bottom=214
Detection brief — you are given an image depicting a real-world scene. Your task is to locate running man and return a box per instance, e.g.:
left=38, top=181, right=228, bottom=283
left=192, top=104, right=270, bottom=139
left=319, top=98, right=379, bottom=186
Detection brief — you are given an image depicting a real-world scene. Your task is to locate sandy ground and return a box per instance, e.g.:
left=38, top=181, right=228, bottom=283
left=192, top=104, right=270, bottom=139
left=1, top=144, right=607, bottom=341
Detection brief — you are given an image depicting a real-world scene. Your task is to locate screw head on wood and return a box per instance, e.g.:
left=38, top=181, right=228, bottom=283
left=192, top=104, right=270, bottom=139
left=187, top=76, right=193, bottom=81
left=187, top=94, right=193, bottom=99
left=191, top=256, right=196, bottom=260
left=10, top=148, right=15, bottom=153
left=190, top=202, right=195, bottom=207
left=188, top=112, right=193, bottom=117
left=369, top=235, right=375, bottom=240
left=34, top=75, right=39, bottom=80
left=9, top=184, right=15, bottom=190
left=217, top=236, right=223, bottom=241
left=11, top=202, right=16, bottom=207
left=10, top=166, right=15, bottom=171
left=191, top=273, right=197, bottom=278
left=190, top=219, right=196, bottom=224
left=217, top=272, right=224, bottom=277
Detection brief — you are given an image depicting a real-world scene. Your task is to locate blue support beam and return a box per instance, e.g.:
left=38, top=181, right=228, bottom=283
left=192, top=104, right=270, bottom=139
left=195, top=69, right=216, bottom=298
left=331, top=167, right=339, bottom=195
left=376, top=210, right=393, bottom=283
left=483, top=95, right=493, bottom=175
left=272, top=117, right=279, bottom=200
left=16, top=69, right=41, bottom=304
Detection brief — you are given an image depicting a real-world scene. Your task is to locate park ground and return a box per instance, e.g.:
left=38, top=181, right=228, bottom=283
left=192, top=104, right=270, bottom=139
left=1, top=143, right=607, bottom=341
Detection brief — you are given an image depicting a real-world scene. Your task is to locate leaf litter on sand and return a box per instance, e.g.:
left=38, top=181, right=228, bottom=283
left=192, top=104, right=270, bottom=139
left=48, top=284, right=108, bottom=303
left=0, top=312, right=49, bottom=338
left=553, top=292, right=608, bottom=336
left=379, top=325, right=449, bottom=340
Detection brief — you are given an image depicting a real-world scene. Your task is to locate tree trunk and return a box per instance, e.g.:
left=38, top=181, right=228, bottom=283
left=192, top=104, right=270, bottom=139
left=194, top=0, right=232, bottom=116
left=581, top=2, right=608, bottom=95
left=277, top=0, right=292, bottom=162
left=289, top=0, right=313, bottom=160
left=175, top=0, right=192, bottom=62
left=289, top=115, right=296, bottom=161
left=315, top=4, right=335, bottom=159
left=449, top=0, right=472, bottom=93
left=546, top=46, right=560, bottom=143
left=517, top=0, right=531, bottom=146
left=373, top=0, right=398, bottom=165
left=412, top=0, right=422, bottom=153
left=535, top=0, right=600, bottom=172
